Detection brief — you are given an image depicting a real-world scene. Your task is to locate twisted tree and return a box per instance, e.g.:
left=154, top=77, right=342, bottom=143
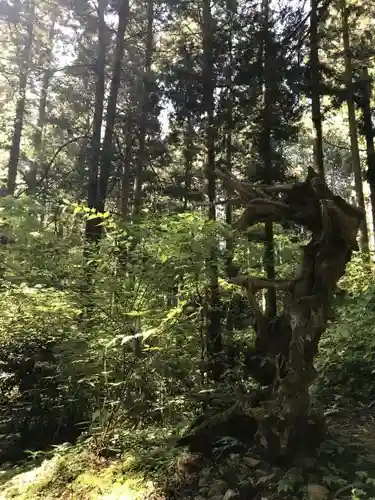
left=178, top=167, right=362, bottom=460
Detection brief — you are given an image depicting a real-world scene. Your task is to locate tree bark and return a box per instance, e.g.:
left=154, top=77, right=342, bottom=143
left=310, top=0, right=325, bottom=177
left=203, top=0, right=222, bottom=382
left=133, top=0, right=154, bottom=218
left=224, top=12, right=236, bottom=366
left=225, top=1, right=234, bottom=277
left=225, top=113, right=234, bottom=277
left=183, top=116, right=194, bottom=211
left=360, top=68, right=375, bottom=248
left=6, top=0, right=34, bottom=196
left=341, top=0, right=369, bottom=252
left=131, top=0, right=154, bottom=357
left=85, top=0, right=107, bottom=244
left=98, top=0, right=129, bottom=212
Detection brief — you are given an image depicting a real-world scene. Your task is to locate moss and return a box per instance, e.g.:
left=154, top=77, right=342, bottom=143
left=0, top=450, right=153, bottom=499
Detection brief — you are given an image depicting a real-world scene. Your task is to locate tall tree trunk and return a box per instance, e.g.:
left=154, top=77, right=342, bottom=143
left=261, top=0, right=276, bottom=318
left=341, top=0, right=369, bottom=252
left=6, top=0, right=34, bottom=196
left=225, top=6, right=236, bottom=361
left=225, top=118, right=233, bottom=277
left=75, top=74, right=92, bottom=202
left=98, top=0, right=129, bottom=212
left=85, top=0, right=107, bottom=244
left=361, top=68, right=375, bottom=248
left=131, top=0, right=154, bottom=357
left=224, top=2, right=234, bottom=277
left=27, top=16, right=56, bottom=194
left=133, top=0, right=154, bottom=218
left=224, top=98, right=238, bottom=372
left=310, top=0, right=325, bottom=177
left=203, top=0, right=222, bottom=382
left=81, top=0, right=107, bottom=329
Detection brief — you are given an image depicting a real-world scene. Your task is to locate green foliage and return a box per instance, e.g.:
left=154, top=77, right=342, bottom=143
left=315, top=253, right=375, bottom=407
left=0, top=201, right=236, bottom=461
left=0, top=198, right=373, bottom=500
left=0, top=283, right=92, bottom=462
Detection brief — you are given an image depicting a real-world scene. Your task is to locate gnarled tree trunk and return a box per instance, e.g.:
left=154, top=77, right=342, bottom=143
left=227, top=168, right=361, bottom=457
left=178, top=168, right=362, bottom=460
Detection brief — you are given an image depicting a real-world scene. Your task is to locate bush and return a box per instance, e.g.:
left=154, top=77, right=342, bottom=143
left=0, top=285, right=91, bottom=462
left=314, top=252, right=375, bottom=407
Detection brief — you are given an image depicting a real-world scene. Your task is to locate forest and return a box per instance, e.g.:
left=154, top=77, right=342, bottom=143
left=1, top=0, right=375, bottom=498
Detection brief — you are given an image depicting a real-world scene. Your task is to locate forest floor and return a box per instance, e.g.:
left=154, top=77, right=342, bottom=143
left=2, top=287, right=375, bottom=500
left=1, top=400, right=375, bottom=500
left=0, top=448, right=156, bottom=499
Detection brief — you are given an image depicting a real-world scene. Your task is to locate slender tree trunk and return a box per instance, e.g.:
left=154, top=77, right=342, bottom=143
left=80, top=0, right=107, bottom=329
left=224, top=9, right=236, bottom=360
left=341, top=0, right=369, bottom=252
left=131, top=0, right=154, bottom=357
left=360, top=68, right=375, bottom=248
left=225, top=125, right=233, bottom=276
left=27, top=16, right=56, bottom=193
left=224, top=3, right=234, bottom=277
left=261, top=0, right=276, bottom=318
left=121, top=116, right=133, bottom=219
left=75, top=74, right=92, bottom=202
left=98, top=0, right=129, bottom=212
left=203, top=0, right=222, bottom=382
left=310, top=0, right=324, bottom=177
left=133, top=0, right=154, bottom=217
left=85, top=0, right=107, bottom=244
left=6, top=0, right=34, bottom=196
left=183, top=116, right=193, bottom=211
left=225, top=96, right=237, bottom=370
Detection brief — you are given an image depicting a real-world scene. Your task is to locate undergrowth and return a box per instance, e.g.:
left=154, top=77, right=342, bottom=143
left=2, top=241, right=375, bottom=499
